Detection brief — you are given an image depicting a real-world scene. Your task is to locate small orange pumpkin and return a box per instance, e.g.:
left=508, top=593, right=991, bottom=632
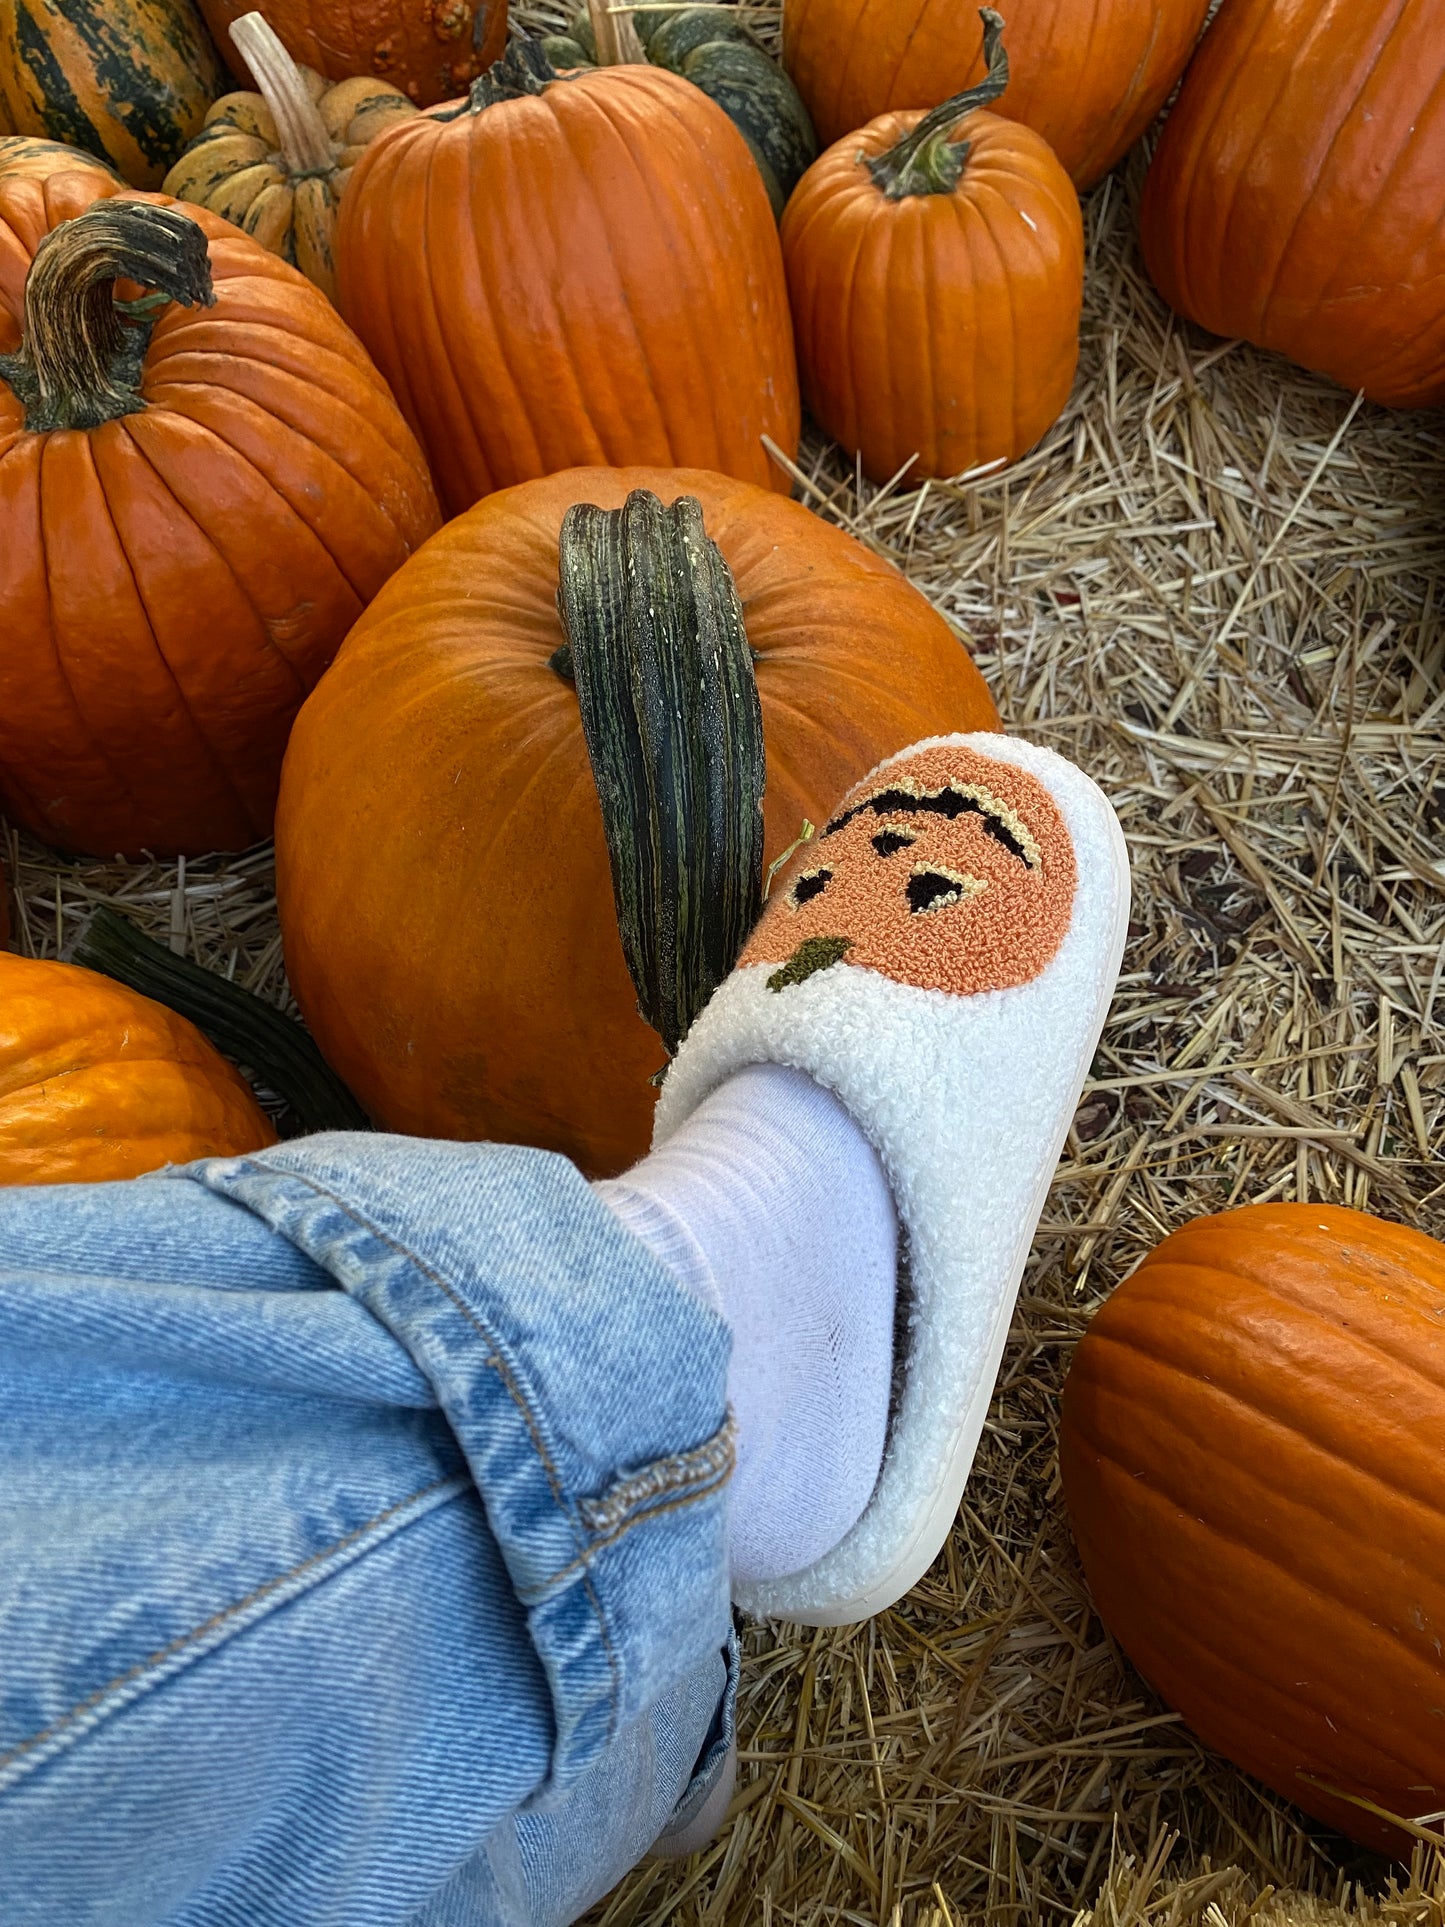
left=782, top=13, right=1083, bottom=485
left=1061, top=1203, right=1445, bottom=1855
left=0, top=951, right=278, bottom=1184
left=335, top=39, right=800, bottom=516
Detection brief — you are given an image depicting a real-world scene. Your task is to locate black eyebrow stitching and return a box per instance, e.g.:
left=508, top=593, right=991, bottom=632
left=823, top=785, right=1035, bottom=868
left=871, top=827, right=917, bottom=858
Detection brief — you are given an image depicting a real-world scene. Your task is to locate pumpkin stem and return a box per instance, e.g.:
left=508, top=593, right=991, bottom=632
left=558, top=490, right=766, bottom=1060
left=0, top=201, right=214, bottom=432
left=866, top=8, right=1009, bottom=199
left=227, top=12, right=335, bottom=176
left=465, top=36, right=560, bottom=110
left=74, top=906, right=371, bottom=1137
left=585, top=0, right=648, bottom=66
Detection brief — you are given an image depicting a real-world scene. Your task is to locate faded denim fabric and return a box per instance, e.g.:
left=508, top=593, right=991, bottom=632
left=0, top=1135, right=737, bottom=1926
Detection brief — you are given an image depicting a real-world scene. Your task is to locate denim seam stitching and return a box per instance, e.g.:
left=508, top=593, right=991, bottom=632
left=0, top=1473, right=461, bottom=1779
left=577, top=1412, right=737, bottom=1537
left=548, top=1461, right=736, bottom=1583
left=234, top=1162, right=623, bottom=1736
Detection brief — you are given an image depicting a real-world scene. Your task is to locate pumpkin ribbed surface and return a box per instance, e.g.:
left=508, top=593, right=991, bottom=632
left=198, top=0, right=507, bottom=106
left=784, top=0, right=1210, bottom=188
left=783, top=104, right=1083, bottom=483
left=1060, top=1203, right=1445, bottom=1854
left=0, top=169, right=440, bottom=860
left=335, top=60, right=800, bottom=516
left=275, top=464, right=1000, bottom=1176
left=1140, top=0, right=1445, bottom=409
left=0, top=0, right=225, bottom=187
left=0, top=952, right=277, bottom=1184
left=542, top=5, right=817, bottom=216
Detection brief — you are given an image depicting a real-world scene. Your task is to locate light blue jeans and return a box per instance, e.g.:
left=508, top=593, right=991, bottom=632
left=0, top=1135, right=740, bottom=1925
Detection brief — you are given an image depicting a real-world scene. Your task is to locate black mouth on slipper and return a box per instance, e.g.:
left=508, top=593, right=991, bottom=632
left=767, top=935, right=854, bottom=993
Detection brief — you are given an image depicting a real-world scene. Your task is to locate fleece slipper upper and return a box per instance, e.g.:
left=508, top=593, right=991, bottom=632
left=654, top=732, right=1131, bottom=1626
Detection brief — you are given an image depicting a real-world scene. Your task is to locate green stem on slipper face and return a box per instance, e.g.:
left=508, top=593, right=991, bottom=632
left=557, top=489, right=767, bottom=1059
left=866, top=8, right=1009, bottom=200
left=0, top=201, right=214, bottom=432
left=74, top=906, right=371, bottom=1136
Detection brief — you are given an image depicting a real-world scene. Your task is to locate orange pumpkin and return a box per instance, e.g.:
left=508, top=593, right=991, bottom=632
left=1060, top=1203, right=1445, bottom=1856
left=0, top=951, right=278, bottom=1184
left=198, top=0, right=508, bottom=106
left=275, top=464, right=1001, bottom=1176
left=1140, top=0, right=1445, bottom=409
left=0, top=167, right=439, bottom=860
left=782, top=12, right=1083, bottom=485
left=785, top=0, right=1210, bottom=189
left=334, top=41, right=800, bottom=517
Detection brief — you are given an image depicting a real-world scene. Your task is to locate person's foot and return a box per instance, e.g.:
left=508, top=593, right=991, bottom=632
left=606, top=732, right=1129, bottom=1626
left=599, top=1060, right=898, bottom=1591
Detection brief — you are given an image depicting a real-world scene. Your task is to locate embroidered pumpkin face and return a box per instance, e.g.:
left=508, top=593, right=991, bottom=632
left=742, top=743, right=1077, bottom=996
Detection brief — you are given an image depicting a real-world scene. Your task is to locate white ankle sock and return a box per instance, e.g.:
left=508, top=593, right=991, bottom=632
left=596, top=1063, right=898, bottom=1589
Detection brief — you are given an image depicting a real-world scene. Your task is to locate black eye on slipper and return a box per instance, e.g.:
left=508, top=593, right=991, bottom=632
left=790, top=868, right=833, bottom=909
left=907, top=868, right=979, bottom=915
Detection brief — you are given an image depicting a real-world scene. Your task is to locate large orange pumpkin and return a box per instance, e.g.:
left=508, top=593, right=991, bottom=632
left=198, top=0, right=507, bottom=106
left=0, top=951, right=278, bottom=1184
left=275, top=464, right=1001, bottom=1175
left=784, top=0, right=1210, bottom=189
left=1060, top=1203, right=1445, bottom=1856
left=782, top=13, right=1083, bottom=484
left=334, top=41, right=800, bottom=517
left=1140, top=0, right=1445, bottom=408
left=0, top=167, right=439, bottom=860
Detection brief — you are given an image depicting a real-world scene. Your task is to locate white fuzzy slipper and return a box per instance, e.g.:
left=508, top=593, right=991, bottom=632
left=654, top=733, right=1130, bottom=1626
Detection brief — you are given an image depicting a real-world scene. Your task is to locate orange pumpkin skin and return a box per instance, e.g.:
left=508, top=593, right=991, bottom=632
left=0, top=952, right=278, bottom=1184
left=198, top=0, right=507, bottom=107
left=785, top=0, right=1210, bottom=189
left=0, top=169, right=441, bottom=860
left=1060, top=1204, right=1445, bottom=1855
left=783, top=109, right=1083, bottom=485
left=334, top=65, right=800, bottom=518
left=1140, top=0, right=1445, bottom=409
left=275, top=464, right=1001, bottom=1176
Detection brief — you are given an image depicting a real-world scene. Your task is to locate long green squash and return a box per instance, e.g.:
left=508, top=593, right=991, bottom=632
left=0, top=0, right=225, bottom=187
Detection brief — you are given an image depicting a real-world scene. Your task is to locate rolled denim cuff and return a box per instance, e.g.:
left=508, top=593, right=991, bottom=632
left=184, top=1133, right=736, bottom=1797
left=652, top=1626, right=740, bottom=1859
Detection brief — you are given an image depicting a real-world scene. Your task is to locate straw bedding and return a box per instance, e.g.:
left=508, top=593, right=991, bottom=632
left=5, top=9, right=1444, bottom=1920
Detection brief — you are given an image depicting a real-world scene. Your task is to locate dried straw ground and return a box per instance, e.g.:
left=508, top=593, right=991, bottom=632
left=6, top=17, right=1445, bottom=1923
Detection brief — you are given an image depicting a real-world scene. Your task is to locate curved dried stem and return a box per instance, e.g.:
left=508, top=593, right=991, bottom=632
left=228, top=11, right=334, bottom=174
left=0, top=201, right=214, bottom=431
left=868, top=8, right=1009, bottom=199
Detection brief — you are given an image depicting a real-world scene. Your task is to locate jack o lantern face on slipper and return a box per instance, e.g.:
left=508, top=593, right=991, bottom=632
left=742, top=744, right=1077, bottom=996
